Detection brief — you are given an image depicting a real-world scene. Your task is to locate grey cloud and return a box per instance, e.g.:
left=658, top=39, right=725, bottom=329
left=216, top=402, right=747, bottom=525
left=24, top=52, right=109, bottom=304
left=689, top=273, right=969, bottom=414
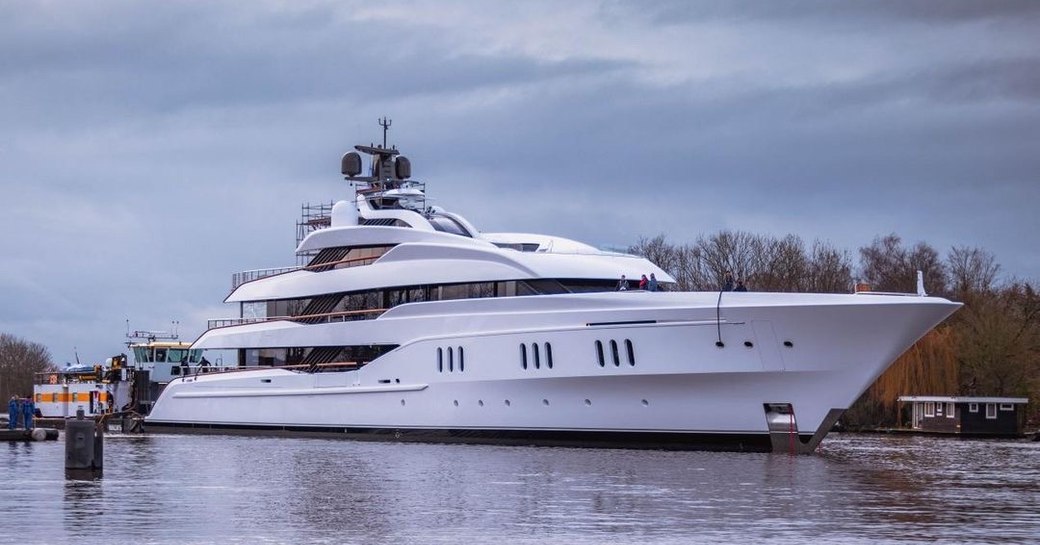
left=1, top=0, right=1038, bottom=363
left=622, top=0, right=1040, bottom=25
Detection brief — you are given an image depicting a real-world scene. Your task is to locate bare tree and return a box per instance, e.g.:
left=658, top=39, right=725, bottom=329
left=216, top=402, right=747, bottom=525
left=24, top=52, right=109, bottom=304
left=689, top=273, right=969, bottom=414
left=696, top=230, right=764, bottom=290
left=859, top=234, right=948, bottom=294
left=807, top=240, right=853, bottom=293
left=0, top=333, right=56, bottom=401
left=755, top=234, right=808, bottom=292
left=948, top=246, right=1000, bottom=298
left=628, top=235, right=678, bottom=274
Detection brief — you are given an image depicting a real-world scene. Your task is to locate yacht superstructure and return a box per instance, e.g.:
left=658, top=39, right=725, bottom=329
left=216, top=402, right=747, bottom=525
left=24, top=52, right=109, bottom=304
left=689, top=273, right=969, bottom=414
left=146, top=127, right=960, bottom=452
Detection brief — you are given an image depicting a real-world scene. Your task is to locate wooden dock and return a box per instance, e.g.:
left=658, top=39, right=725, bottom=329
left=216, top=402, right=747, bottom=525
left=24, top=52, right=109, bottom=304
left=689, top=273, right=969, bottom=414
left=1, top=428, right=60, bottom=442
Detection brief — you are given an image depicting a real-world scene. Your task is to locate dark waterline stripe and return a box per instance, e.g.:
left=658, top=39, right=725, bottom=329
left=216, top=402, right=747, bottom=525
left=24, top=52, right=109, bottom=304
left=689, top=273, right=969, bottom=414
left=143, top=421, right=787, bottom=452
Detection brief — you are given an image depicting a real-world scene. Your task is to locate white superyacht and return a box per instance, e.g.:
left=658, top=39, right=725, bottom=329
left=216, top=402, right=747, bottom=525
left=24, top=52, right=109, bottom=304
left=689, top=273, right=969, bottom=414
left=146, top=129, right=960, bottom=452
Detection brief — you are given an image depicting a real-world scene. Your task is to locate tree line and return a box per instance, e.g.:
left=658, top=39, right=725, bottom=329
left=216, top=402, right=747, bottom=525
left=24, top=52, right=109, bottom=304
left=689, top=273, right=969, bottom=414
left=0, top=333, right=56, bottom=403
left=629, top=232, right=1040, bottom=429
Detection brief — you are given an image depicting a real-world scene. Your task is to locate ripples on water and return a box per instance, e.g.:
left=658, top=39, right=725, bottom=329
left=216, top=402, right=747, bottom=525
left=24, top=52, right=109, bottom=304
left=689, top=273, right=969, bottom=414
left=3, top=433, right=1038, bottom=544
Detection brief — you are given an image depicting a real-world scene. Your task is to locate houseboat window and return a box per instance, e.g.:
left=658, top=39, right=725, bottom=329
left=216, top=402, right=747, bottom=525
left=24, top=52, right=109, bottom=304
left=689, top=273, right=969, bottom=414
left=154, top=348, right=167, bottom=362
left=985, top=403, right=997, bottom=419
left=946, top=402, right=955, bottom=418
left=969, top=403, right=979, bottom=413
left=999, top=403, right=1014, bottom=411
left=936, top=403, right=943, bottom=416
left=924, top=402, right=934, bottom=417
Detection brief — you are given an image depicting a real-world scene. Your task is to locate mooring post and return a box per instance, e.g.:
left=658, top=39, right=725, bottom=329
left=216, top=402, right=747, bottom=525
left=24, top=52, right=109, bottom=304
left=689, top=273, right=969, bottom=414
left=65, top=408, right=103, bottom=479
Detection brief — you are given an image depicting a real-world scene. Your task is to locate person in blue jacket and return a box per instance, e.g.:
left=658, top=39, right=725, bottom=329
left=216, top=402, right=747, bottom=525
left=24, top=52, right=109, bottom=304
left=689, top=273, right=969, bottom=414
left=21, top=395, right=34, bottom=430
left=8, top=395, right=20, bottom=430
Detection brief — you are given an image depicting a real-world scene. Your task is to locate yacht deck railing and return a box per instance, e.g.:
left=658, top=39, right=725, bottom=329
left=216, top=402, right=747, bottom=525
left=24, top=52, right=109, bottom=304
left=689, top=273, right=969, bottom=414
left=184, top=360, right=363, bottom=379
left=207, top=308, right=387, bottom=330
left=231, top=266, right=302, bottom=290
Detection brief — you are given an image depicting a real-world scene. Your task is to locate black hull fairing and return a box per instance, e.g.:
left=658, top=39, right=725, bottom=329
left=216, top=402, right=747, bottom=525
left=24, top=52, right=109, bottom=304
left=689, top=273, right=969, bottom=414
left=143, top=421, right=801, bottom=452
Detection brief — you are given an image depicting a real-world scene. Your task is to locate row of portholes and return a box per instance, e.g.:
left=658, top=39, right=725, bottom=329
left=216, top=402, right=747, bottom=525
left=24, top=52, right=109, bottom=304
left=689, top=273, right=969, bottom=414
left=436, top=346, right=465, bottom=373
left=520, top=342, right=554, bottom=370
left=396, top=398, right=653, bottom=407
left=595, top=339, right=636, bottom=367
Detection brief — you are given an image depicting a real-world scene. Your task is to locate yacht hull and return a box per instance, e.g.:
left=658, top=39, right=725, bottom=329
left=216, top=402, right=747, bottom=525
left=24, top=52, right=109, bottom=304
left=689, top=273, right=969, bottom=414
left=146, top=291, right=959, bottom=452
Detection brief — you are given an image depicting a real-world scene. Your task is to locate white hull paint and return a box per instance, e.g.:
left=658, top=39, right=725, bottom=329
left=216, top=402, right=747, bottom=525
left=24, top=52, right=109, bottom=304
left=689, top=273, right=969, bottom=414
left=147, top=291, right=958, bottom=450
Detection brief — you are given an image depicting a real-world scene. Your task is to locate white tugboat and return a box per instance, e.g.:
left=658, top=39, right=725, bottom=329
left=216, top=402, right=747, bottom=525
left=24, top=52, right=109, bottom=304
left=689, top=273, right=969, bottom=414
left=146, top=122, right=960, bottom=452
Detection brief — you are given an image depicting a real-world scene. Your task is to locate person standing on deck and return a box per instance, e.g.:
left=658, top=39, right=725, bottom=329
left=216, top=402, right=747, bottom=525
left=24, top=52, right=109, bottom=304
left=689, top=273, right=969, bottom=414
left=7, top=395, right=19, bottom=430
left=21, top=395, right=34, bottom=431
left=648, top=273, right=658, bottom=292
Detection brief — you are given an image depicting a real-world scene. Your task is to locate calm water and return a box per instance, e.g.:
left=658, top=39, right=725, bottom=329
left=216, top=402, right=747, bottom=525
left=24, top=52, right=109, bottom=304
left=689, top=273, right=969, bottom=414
left=2, top=432, right=1038, bottom=544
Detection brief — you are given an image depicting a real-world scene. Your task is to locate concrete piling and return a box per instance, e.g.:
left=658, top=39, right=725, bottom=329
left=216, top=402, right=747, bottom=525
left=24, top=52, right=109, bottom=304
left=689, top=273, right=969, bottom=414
left=65, top=408, right=103, bottom=479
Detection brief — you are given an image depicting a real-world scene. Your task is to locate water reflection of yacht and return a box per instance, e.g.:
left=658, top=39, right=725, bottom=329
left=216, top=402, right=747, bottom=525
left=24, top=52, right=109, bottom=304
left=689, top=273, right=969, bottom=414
left=146, top=127, right=960, bottom=453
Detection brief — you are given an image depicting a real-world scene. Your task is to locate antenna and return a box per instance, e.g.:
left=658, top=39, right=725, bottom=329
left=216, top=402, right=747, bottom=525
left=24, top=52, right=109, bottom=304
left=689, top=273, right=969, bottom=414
left=379, top=117, right=392, bottom=148
left=74, top=347, right=80, bottom=366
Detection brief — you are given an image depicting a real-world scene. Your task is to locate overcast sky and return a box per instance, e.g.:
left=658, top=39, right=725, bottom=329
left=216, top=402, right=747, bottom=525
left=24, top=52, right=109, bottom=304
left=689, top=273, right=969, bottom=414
left=2, top=1, right=1038, bottom=364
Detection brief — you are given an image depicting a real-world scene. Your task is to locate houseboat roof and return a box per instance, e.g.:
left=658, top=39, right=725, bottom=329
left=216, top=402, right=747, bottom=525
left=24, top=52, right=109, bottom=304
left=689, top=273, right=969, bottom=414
left=898, top=396, right=1029, bottom=404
